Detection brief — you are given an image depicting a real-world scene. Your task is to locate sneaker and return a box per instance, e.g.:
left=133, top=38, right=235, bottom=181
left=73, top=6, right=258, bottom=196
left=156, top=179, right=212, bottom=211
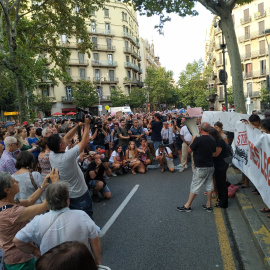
left=92, top=194, right=101, bottom=202
left=185, top=165, right=188, bottom=169
left=202, top=205, right=213, bottom=212
left=103, top=174, right=110, bottom=180
left=111, top=172, right=117, bottom=177
left=118, top=170, right=123, bottom=175
left=177, top=205, right=192, bottom=212
left=179, top=167, right=185, bottom=173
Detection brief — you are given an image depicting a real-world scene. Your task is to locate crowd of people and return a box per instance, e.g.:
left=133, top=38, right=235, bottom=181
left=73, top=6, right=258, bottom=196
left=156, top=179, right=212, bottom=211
left=0, top=109, right=269, bottom=269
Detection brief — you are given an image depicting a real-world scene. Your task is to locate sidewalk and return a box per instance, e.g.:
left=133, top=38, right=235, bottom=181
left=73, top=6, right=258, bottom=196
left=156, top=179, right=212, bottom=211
left=227, top=166, right=270, bottom=269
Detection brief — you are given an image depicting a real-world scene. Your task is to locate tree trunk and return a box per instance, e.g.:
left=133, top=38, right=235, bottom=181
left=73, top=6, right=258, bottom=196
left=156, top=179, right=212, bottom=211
left=15, top=74, right=28, bottom=122
left=219, top=11, right=247, bottom=113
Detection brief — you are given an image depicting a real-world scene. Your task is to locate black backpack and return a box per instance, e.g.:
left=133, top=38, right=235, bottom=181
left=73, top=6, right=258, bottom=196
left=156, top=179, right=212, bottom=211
left=223, top=143, right=233, bottom=164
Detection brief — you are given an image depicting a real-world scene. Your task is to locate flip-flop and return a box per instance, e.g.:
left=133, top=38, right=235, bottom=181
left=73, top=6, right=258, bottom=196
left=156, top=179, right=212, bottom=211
left=260, top=208, right=270, bottom=213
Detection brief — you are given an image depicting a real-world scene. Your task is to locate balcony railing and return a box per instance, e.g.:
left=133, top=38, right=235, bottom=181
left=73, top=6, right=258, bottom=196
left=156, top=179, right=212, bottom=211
left=92, top=44, right=116, bottom=51
left=240, top=16, right=251, bottom=25
left=124, top=62, right=142, bottom=73
left=62, top=96, right=74, bottom=102
left=123, top=47, right=141, bottom=61
left=123, top=78, right=143, bottom=87
left=238, top=28, right=270, bottom=42
left=215, top=60, right=227, bottom=67
left=254, top=10, right=266, bottom=20
left=88, top=28, right=115, bottom=36
left=65, top=76, right=91, bottom=82
left=123, top=32, right=140, bottom=47
left=68, top=59, right=89, bottom=66
left=243, top=72, right=253, bottom=79
left=241, top=50, right=268, bottom=60
left=91, top=60, right=118, bottom=67
left=93, top=77, right=119, bottom=83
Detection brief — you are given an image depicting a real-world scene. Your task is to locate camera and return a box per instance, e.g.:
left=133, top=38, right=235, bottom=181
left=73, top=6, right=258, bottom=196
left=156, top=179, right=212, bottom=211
left=75, top=108, right=94, bottom=123
left=126, top=120, right=133, bottom=130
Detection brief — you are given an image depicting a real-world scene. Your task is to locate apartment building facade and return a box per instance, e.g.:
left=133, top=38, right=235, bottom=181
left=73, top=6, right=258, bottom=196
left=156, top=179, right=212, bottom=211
left=205, top=0, right=270, bottom=112
left=42, top=0, right=144, bottom=115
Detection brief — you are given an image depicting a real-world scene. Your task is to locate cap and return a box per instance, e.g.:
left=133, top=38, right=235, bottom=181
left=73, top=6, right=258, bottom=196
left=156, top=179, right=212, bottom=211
left=23, top=121, right=28, bottom=126
left=98, top=149, right=106, bottom=154
left=4, top=136, right=17, bottom=146
left=5, top=122, right=14, bottom=128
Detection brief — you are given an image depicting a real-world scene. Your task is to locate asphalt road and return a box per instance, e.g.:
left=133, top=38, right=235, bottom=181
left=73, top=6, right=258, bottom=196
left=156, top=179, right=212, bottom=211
left=93, top=163, right=231, bottom=270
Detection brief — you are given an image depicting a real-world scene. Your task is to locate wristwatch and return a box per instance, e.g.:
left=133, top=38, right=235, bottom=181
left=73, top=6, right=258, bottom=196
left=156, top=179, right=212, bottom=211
left=39, top=186, right=46, bottom=192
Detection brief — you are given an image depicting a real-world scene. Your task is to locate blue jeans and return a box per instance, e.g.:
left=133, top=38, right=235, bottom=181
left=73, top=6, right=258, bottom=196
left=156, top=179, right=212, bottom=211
left=153, top=141, right=162, bottom=151
left=69, top=190, right=93, bottom=219
left=122, top=145, right=128, bottom=154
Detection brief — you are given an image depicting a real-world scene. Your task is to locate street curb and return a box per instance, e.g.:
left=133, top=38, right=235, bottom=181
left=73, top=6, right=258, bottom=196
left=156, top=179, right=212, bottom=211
left=235, top=192, right=270, bottom=269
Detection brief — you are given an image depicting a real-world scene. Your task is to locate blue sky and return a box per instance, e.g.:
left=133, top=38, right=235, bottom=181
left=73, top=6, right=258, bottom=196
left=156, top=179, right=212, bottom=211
left=138, top=4, right=214, bottom=81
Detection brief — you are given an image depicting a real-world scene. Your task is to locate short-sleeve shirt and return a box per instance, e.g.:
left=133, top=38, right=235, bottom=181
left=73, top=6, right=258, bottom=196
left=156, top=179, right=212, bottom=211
left=155, top=147, right=173, bottom=161
left=190, top=135, right=216, bottom=167
left=49, top=145, right=87, bottom=198
left=0, top=151, right=17, bottom=174
left=0, top=202, right=34, bottom=265
left=117, top=127, right=129, bottom=146
left=151, top=121, right=163, bottom=142
left=180, top=126, right=192, bottom=142
left=213, top=138, right=228, bottom=170
left=92, top=128, right=105, bottom=146
left=109, top=150, right=122, bottom=163
left=15, top=208, right=98, bottom=255
left=86, top=161, right=105, bottom=181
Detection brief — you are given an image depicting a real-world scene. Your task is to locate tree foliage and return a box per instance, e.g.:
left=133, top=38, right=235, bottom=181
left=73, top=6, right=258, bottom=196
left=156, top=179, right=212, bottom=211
left=32, top=93, right=54, bottom=115
left=110, top=87, right=128, bottom=107
left=72, top=80, right=99, bottom=109
left=129, top=87, right=147, bottom=109
left=130, top=0, right=251, bottom=113
left=0, top=0, right=106, bottom=121
left=178, top=59, right=213, bottom=109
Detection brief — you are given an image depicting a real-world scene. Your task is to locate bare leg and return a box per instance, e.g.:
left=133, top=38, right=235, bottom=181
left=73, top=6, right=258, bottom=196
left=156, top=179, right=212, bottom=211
left=184, top=193, right=197, bottom=208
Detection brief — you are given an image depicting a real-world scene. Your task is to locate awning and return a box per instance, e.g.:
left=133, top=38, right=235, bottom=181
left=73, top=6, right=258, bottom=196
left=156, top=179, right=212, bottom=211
left=4, top=112, right=19, bottom=116
left=62, top=108, right=76, bottom=112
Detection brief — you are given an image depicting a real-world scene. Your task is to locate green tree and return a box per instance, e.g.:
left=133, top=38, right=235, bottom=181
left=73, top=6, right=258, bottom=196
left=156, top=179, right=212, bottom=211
left=0, top=0, right=106, bottom=121
left=144, top=66, right=175, bottom=108
left=32, top=93, right=54, bottom=115
left=178, top=59, right=212, bottom=109
left=227, top=86, right=234, bottom=105
left=72, top=80, right=98, bottom=109
left=130, top=0, right=252, bottom=113
left=129, top=87, right=147, bottom=109
left=111, top=87, right=128, bottom=107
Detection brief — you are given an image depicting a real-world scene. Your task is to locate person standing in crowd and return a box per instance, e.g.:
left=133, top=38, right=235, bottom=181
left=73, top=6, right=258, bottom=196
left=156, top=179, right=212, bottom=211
left=155, top=144, right=175, bottom=173
left=0, top=169, right=58, bottom=270
left=161, top=122, right=174, bottom=150
left=214, top=121, right=229, bottom=144
left=13, top=182, right=101, bottom=265
left=27, top=126, right=40, bottom=162
left=209, top=128, right=229, bottom=208
left=117, top=119, right=130, bottom=154
left=38, top=138, right=51, bottom=179
left=174, top=120, right=184, bottom=167
left=47, top=116, right=94, bottom=218
left=86, top=152, right=112, bottom=202
left=130, top=119, right=144, bottom=148
left=177, top=122, right=216, bottom=212
left=5, top=122, right=15, bottom=135
left=149, top=113, right=163, bottom=151
left=179, top=117, right=194, bottom=173
left=0, top=137, right=18, bottom=174
left=112, top=122, right=119, bottom=149
left=41, top=127, right=53, bottom=138
left=103, top=122, right=113, bottom=160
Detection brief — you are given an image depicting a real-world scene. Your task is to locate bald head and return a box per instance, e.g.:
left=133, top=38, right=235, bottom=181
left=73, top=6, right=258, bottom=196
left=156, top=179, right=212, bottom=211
left=200, top=122, right=211, bottom=133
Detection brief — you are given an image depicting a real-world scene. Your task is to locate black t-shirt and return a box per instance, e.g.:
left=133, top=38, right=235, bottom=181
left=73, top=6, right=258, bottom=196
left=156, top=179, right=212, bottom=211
left=190, top=135, right=216, bottom=167
left=92, top=128, right=105, bottom=146
left=151, top=121, right=163, bottom=141
left=86, top=161, right=105, bottom=181
left=213, top=138, right=228, bottom=170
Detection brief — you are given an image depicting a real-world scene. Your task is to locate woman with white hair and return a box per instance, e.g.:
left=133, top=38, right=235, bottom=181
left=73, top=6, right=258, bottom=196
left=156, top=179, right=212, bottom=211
left=0, top=168, right=59, bottom=270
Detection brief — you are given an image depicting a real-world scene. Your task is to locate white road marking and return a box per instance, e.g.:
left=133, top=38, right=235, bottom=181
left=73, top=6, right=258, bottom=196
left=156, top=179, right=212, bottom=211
left=99, top=184, right=139, bottom=237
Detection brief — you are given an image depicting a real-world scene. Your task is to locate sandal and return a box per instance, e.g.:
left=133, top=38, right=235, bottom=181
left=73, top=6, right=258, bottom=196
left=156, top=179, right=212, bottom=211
left=260, top=208, right=270, bottom=213
left=131, top=170, right=136, bottom=175
left=214, top=203, right=221, bottom=208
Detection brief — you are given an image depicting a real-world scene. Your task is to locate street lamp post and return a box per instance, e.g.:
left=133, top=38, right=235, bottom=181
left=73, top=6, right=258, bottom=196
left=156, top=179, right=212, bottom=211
left=99, top=77, right=102, bottom=116
left=264, top=29, right=270, bottom=89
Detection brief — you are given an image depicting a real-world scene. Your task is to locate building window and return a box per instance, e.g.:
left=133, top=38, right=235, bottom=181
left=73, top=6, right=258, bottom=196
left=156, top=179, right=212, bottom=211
left=79, top=68, right=86, bottom=80
left=107, top=54, right=113, bottom=62
left=127, top=70, right=131, bottom=79
left=245, top=63, right=252, bottom=77
left=90, top=9, right=95, bottom=16
left=91, top=21, right=96, bottom=32
left=105, top=23, right=110, bottom=33
left=259, top=40, right=265, bottom=54
left=106, top=38, right=112, bottom=49
left=260, top=60, right=266, bottom=75
left=61, top=34, right=67, bottom=44
left=244, top=8, right=249, bottom=22
left=126, top=56, right=129, bottom=62
left=122, top=12, right=127, bottom=21
left=93, top=53, right=99, bottom=61
left=66, top=68, right=71, bottom=77
left=66, top=86, right=72, bottom=97
left=92, top=37, right=97, bottom=48
left=95, top=69, right=100, bottom=80
left=74, top=6, right=79, bottom=13
left=104, top=8, right=109, bottom=17
left=125, top=40, right=129, bottom=49
left=109, top=70, right=114, bottom=81
left=110, top=86, right=116, bottom=94
left=42, top=86, right=50, bottom=97
left=247, top=82, right=253, bottom=96
left=259, top=20, right=265, bottom=34
left=258, top=2, right=264, bottom=14
left=96, top=85, right=102, bottom=96
left=219, top=86, right=224, bottom=99
left=245, top=44, right=251, bottom=58
left=78, top=53, right=84, bottom=64
left=244, top=26, right=250, bottom=39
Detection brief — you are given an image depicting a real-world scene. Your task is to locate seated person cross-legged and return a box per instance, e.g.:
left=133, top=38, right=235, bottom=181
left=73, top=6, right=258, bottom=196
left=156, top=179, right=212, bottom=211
left=109, top=145, right=127, bottom=175
left=86, top=152, right=111, bottom=202
left=125, top=141, right=146, bottom=174
left=155, top=144, right=175, bottom=173
left=138, top=138, right=152, bottom=168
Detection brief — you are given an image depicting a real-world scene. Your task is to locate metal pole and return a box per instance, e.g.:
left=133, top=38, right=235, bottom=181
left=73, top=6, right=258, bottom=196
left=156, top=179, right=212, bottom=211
left=221, top=32, right=228, bottom=111
left=99, top=77, right=101, bottom=117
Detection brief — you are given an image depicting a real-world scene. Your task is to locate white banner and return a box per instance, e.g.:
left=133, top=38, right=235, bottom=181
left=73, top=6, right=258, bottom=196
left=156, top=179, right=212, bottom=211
left=202, top=111, right=249, bottom=132
left=232, top=122, right=270, bottom=208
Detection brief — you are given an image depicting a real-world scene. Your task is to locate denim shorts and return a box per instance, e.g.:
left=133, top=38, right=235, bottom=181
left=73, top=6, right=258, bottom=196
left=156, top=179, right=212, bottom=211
left=190, top=167, right=214, bottom=194
left=89, top=180, right=110, bottom=195
left=69, top=190, right=93, bottom=219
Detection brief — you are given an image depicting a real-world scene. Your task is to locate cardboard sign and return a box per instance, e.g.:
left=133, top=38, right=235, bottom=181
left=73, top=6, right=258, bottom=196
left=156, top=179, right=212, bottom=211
left=186, top=107, right=203, bottom=117
left=115, top=111, right=123, bottom=119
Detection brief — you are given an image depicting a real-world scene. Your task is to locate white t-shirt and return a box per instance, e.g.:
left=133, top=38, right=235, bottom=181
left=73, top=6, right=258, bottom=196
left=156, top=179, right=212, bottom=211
left=109, top=150, right=121, bottom=163
left=161, top=127, right=174, bottom=144
left=155, top=147, right=173, bottom=161
left=49, top=145, right=87, bottom=198
left=180, top=126, right=192, bottom=142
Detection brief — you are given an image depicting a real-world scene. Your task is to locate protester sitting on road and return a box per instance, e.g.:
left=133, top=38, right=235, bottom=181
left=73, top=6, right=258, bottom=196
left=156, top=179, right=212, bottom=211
left=0, top=169, right=58, bottom=270
left=13, top=182, right=101, bottom=265
left=85, top=152, right=112, bottom=202
left=138, top=138, right=151, bottom=169
left=0, top=136, right=18, bottom=174
left=35, top=241, right=98, bottom=270
left=155, top=143, right=175, bottom=173
left=209, top=128, right=229, bottom=208
left=12, top=151, right=45, bottom=204
left=126, top=141, right=146, bottom=174
left=214, top=121, right=229, bottom=144
left=109, top=145, right=127, bottom=175
left=47, top=116, right=94, bottom=218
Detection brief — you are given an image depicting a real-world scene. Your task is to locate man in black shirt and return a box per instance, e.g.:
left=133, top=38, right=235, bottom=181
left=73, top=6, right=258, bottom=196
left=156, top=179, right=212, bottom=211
left=149, top=113, right=163, bottom=151
left=177, top=122, right=216, bottom=212
left=86, top=152, right=112, bottom=202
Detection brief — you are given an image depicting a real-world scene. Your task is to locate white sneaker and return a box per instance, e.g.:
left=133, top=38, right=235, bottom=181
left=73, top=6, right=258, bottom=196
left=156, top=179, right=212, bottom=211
left=179, top=167, right=185, bottom=173
left=111, top=172, right=117, bottom=177
left=103, top=174, right=110, bottom=180
left=174, top=164, right=181, bottom=170
left=185, top=165, right=188, bottom=169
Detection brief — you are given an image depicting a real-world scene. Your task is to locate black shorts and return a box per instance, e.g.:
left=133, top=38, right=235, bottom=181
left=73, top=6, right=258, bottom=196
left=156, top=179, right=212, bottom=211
left=104, top=143, right=109, bottom=150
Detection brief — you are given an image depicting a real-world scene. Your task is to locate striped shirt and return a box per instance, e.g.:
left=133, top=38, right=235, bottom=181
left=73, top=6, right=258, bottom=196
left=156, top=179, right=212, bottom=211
left=0, top=151, right=17, bottom=174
